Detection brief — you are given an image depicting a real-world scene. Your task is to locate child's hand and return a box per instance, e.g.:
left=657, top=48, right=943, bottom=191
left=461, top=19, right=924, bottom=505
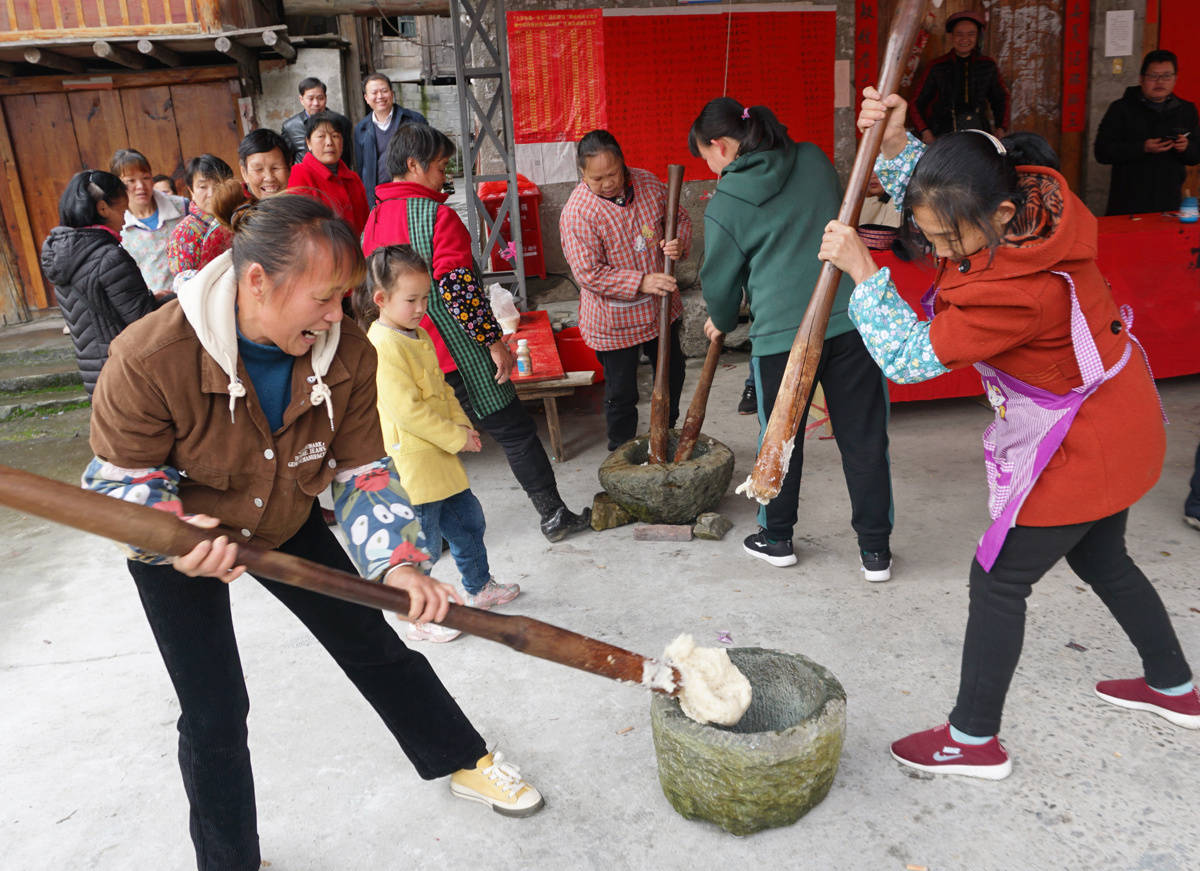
left=660, top=238, right=684, bottom=260
left=383, top=564, right=462, bottom=624
left=858, top=86, right=909, bottom=159
left=460, top=427, right=482, bottom=452
left=818, top=220, right=879, bottom=285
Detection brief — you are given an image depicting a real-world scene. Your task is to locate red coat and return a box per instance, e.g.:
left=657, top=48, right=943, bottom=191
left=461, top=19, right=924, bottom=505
left=928, top=166, right=1164, bottom=526
left=362, top=181, right=491, bottom=374
left=288, top=152, right=369, bottom=236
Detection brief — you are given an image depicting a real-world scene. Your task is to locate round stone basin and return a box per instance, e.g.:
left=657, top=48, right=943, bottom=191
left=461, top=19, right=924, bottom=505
left=598, top=431, right=734, bottom=524
left=650, top=648, right=846, bottom=836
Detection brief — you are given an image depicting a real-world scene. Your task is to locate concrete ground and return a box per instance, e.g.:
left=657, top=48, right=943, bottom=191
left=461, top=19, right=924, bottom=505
left=2, top=353, right=1198, bottom=871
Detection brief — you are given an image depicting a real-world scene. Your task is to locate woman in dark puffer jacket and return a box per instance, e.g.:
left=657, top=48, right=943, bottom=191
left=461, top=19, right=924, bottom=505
left=41, top=170, right=163, bottom=395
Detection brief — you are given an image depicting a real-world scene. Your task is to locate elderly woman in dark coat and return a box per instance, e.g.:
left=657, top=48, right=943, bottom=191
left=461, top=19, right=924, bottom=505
left=40, top=169, right=162, bottom=395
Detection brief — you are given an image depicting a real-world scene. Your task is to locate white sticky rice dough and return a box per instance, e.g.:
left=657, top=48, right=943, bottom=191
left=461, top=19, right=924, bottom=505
left=663, top=633, right=753, bottom=726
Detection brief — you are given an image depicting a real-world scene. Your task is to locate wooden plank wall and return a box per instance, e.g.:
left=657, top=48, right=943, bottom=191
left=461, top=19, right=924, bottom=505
left=0, top=70, right=242, bottom=317
left=876, top=0, right=1064, bottom=160
left=0, top=0, right=252, bottom=39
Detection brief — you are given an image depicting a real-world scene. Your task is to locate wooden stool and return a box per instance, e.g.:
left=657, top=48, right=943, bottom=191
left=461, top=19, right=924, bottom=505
left=515, top=370, right=595, bottom=462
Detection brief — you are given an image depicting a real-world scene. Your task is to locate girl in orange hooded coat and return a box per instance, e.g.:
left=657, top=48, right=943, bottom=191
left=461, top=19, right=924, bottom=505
left=818, top=88, right=1197, bottom=780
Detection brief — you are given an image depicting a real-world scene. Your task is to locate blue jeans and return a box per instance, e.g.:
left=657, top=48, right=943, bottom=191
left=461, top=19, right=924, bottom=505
left=414, top=489, right=491, bottom=593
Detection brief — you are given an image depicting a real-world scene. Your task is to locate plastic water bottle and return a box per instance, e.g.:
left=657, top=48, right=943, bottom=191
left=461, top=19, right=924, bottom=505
left=1180, top=196, right=1198, bottom=223
left=516, top=339, right=532, bottom=376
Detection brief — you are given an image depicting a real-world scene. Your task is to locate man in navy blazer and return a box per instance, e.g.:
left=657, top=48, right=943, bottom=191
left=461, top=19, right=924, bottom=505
left=354, top=73, right=428, bottom=207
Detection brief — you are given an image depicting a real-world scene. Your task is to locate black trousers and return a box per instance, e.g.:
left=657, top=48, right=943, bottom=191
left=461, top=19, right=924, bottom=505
left=593, top=321, right=685, bottom=450
left=754, top=330, right=893, bottom=551
left=950, top=509, right=1192, bottom=737
left=445, top=369, right=556, bottom=496
left=129, top=504, right=486, bottom=871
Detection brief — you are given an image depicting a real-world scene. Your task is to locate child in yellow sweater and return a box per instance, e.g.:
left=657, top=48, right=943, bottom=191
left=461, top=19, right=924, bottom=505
left=356, top=245, right=520, bottom=643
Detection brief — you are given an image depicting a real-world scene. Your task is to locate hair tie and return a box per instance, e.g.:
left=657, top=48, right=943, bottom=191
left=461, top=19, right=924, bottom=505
left=968, top=129, right=1006, bottom=155
left=741, top=107, right=751, bottom=120
left=230, top=201, right=255, bottom=230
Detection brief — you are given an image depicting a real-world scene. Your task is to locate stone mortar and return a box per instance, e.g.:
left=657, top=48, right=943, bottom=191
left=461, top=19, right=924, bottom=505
left=650, top=648, right=846, bottom=836
left=597, top=431, right=734, bottom=525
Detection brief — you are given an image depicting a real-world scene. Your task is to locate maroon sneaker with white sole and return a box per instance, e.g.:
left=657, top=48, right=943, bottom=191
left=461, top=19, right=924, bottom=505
left=1094, top=678, right=1200, bottom=729
left=890, top=723, right=1013, bottom=780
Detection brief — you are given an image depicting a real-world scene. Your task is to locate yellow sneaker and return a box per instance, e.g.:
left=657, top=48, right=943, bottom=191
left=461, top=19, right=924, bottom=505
left=449, top=750, right=545, bottom=817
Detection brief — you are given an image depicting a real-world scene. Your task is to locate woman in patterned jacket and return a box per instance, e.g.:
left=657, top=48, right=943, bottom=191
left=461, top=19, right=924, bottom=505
left=559, top=130, right=691, bottom=450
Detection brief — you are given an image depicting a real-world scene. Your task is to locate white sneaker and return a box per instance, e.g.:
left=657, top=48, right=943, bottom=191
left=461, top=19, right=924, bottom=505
left=406, top=621, right=462, bottom=643
left=462, top=577, right=520, bottom=610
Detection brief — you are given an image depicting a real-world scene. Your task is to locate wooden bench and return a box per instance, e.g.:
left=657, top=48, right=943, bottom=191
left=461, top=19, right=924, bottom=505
left=514, top=370, right=596, bottom=462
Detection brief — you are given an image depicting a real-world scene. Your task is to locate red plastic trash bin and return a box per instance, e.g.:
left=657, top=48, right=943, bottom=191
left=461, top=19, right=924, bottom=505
left=476, top=174, right=547, bottom=279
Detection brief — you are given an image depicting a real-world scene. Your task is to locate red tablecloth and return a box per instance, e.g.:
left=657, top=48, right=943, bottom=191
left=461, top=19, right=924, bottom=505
left=508, top=309, right=565, bottom=384
left=873, top=213, right=1200, bottom=402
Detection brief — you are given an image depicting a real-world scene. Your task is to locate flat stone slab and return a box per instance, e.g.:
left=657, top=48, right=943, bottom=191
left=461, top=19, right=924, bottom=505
left=633, top=524, right=693, bottom=542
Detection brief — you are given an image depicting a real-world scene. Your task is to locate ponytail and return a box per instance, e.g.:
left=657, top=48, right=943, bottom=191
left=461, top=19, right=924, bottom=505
left=355, top=244, right=430, bottom=331
left=688, top=97, right=791, bottom=159
left=208, top=177, right=251, bottom=229
left=57, top=169, right=126, bottom=228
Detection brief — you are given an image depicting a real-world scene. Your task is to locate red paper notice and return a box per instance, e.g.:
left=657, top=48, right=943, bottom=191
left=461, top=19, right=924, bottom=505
left=508, top=9, right=608, bottom=143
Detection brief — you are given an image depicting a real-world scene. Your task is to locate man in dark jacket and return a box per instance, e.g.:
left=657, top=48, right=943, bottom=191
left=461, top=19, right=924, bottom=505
left=1095, top=49, right=1200, bottom=215
left=909, top=10, right=1009, bottom=142
left=354, top=73, right=427, bottom=207
left=281, top=77, right=355, bottom=170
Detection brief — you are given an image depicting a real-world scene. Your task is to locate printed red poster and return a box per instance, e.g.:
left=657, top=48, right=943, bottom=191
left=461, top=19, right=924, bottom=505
left=507, top=9, right=608, bottom=143
left=1061, top=0, right=1090, bottom=133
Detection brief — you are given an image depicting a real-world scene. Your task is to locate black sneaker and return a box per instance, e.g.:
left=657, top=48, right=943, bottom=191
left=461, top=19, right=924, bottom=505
left=861, top=549, right=892, bottom=582
left=737, top=383, right=757, bottom=415
left=743, top=531, right=797, bottom=567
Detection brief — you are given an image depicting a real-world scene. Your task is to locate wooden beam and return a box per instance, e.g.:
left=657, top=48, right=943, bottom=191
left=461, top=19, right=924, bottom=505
left=0, top=64, right=238, bottom=96
left=0, top=23, right=202, bottom=42
left=137, top=39, right=184, bottom=67
left=261, top=29, right=296, bottom=61
left=93, top=40, right=148, bottom=69
left=22, top=48, right=86, bottom=74
left=214, top=36, right=255, bottom=68
left=282, top=0, right=448, bottom=15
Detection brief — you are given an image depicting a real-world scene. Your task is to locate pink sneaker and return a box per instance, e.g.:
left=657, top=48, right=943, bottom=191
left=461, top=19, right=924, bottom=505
left=405, top=621, right=462, bottom=643
left=1095, top=678, right=1200, bottom=729
left=463, top=578, right=520, bottom=610
left=890, top=723, right=1012, bottom=780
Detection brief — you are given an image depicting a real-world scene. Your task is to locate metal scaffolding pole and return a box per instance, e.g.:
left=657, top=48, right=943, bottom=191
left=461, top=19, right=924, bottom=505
left=449, top=0, right=526, bottom=309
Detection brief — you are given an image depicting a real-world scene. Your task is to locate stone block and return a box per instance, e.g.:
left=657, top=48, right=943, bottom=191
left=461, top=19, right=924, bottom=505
left=590, top=491, right=634, bottom=531
left=633, top=524, right=693, bottom=542
left=692, top=512, right=733, bottom=541
left=598, top=431, right=734, bottom=525
left=651, top=648, right=846, bottom=836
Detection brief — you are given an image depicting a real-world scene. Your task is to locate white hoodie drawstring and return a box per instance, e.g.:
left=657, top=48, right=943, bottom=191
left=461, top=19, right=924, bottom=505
left=227, top=376, right=247, bottom=423
left=309, top=376, right=335, bottom=432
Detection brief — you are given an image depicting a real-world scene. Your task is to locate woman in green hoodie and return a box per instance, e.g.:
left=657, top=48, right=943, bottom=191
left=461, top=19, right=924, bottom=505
left=690, top=97, right=894, bottom=580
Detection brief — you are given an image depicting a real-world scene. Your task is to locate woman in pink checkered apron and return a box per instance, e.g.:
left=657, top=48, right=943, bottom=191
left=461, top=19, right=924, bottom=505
left=817, top=87, right=1197, bottom=781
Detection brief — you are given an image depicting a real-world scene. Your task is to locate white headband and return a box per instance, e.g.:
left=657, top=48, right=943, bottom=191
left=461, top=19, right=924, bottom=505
left=968, top=129, right=1007, bottom=155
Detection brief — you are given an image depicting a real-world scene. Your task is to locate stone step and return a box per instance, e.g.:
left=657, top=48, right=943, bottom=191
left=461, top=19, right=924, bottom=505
left=0, top=386, right=90, bottom=423
left=0, top=358, right=82, bottom=393
left=0, top=319, right=75, bottom=367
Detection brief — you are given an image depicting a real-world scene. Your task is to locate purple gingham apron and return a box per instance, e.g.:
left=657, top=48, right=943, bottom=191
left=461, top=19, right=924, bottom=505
left=923, top=271, right=1150, bottom=572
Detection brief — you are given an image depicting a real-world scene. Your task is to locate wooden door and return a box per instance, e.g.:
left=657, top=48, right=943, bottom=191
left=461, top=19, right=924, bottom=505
left=1, top=92, right=86, bottom=308
left=0, top=74, right=243, bottom=318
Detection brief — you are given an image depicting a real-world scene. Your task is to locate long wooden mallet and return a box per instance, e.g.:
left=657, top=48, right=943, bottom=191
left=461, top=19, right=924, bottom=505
left=647, top=163, right=686, bottom=464
left=738, top=0, right=927, bottom=503
left=672, top=334, right=724, bottom=463
left=0, top=464, right=682, bottom=696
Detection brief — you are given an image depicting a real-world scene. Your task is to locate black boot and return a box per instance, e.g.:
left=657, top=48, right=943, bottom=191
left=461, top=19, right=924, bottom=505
left=529, top=487, right=592, bottom=542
